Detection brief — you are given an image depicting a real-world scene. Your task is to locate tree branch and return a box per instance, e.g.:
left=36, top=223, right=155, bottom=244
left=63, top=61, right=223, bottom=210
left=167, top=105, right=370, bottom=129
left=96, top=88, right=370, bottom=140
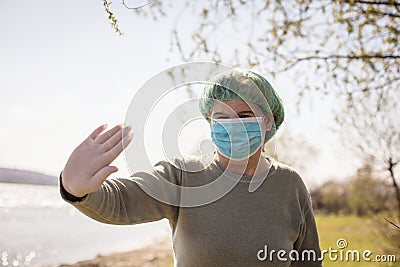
left=360, top=8, right=400, bottom=18
left=299, top=54, right=400, bottom=60
left=384, top=218, right=400, bottom=229
left=122, top=0, right=154, bottom=10
left=276, top=54, right=400, bottom=73
left=352, top=77, right=400, bottom=93
left=349, top=0, right=400, bottom=6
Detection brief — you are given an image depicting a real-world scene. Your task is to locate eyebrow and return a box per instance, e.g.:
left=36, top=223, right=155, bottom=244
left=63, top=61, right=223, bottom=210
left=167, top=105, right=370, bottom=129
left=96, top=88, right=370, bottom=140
left=212, top=111, right=255, bottom=116
left=238, top=110, right=255, bottom=115
left=212, top=112, right=227, bottom=116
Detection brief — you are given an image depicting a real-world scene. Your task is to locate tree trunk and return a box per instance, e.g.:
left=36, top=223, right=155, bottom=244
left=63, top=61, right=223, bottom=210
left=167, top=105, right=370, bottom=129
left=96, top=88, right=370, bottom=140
left=388, top=158, right=400, bottom=223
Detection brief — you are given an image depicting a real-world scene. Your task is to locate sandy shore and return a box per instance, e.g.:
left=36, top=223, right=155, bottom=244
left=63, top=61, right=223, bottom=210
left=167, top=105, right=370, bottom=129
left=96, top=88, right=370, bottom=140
left=57, top=237, right=174, bottom=267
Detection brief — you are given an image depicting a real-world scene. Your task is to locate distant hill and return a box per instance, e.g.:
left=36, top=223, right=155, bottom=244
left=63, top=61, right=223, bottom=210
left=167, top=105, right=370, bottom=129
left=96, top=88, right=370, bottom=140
left=0, top=168, right=58, bottom=186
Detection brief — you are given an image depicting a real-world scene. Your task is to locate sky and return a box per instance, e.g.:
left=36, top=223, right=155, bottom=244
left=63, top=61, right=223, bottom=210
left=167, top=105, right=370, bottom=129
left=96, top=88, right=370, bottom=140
left=0, top=0, right=363, bottom=188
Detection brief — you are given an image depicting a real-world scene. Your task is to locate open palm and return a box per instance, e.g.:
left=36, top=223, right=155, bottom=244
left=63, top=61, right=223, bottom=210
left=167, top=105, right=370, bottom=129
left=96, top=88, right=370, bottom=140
left=61, top=123, right=133, bottom=197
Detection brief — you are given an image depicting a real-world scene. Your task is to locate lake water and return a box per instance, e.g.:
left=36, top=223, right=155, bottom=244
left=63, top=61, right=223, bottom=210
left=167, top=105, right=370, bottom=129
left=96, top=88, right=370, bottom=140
left=0, top=183, right=171, bottom=267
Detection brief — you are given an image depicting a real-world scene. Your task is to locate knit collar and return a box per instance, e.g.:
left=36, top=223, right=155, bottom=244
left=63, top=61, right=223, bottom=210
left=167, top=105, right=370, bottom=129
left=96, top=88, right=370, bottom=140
left=212, top=155, right=277, bottom=184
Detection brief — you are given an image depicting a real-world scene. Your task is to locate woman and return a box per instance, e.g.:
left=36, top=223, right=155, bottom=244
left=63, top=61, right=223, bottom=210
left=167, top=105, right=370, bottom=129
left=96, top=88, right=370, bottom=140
left=60, top=69, right=322, bottom=266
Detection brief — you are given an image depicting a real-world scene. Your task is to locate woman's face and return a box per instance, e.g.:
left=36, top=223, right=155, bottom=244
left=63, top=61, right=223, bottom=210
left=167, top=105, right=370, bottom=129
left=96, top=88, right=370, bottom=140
left=208, top=100, right=272, bottom=132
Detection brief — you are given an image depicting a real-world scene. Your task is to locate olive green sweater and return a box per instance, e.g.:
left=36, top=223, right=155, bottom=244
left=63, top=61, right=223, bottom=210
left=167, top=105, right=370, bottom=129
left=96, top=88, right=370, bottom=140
left=60, top=156, right=322, bottom=267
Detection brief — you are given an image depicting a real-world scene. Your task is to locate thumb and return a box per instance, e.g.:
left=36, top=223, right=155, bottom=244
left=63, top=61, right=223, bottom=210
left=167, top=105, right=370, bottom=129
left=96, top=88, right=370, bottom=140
left=91, top=166, right=119, bottom=188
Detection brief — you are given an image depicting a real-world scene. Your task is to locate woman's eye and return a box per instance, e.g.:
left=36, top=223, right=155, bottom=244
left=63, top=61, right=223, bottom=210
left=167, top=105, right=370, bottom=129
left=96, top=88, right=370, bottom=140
left=239, top=115, right=253, bottom=118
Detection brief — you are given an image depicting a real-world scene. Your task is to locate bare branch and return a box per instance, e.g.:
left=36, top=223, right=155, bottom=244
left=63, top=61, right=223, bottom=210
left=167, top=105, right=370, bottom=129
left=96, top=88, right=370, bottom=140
left=350, top=0, right=400, bottom=6
left=122, top=0, right=154, bottom=10
left=384, top=218, right=400, bottom=229
left=276, top=54, right=400, bottom=73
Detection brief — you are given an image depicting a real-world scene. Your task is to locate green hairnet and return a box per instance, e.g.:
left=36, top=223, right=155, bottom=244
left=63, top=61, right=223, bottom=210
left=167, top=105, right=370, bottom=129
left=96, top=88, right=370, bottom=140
left=199, top=68, right=285, bottom=131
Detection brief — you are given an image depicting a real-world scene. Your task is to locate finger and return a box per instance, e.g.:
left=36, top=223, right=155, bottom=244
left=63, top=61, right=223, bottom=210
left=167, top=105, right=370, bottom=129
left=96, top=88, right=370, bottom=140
left=95, top=123, right=124, bottom=144
left=91, top=166, right=119, bottom=188
left=102, top=124, right=132, bottom=153
left=104, top=132, right=133, bottom=161
left=122, top=131, right=134, bottom=148
left=88, top=124, right=108, bottom=140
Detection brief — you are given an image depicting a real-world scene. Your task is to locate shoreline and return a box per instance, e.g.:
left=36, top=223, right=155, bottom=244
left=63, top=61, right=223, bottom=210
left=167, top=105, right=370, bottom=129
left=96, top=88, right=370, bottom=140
left=57, top=237, right=174, bottom=267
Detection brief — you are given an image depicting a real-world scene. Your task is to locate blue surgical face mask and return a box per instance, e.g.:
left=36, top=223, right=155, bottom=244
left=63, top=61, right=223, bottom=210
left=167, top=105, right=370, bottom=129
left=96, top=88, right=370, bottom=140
left=211, top=117, right=264, bottom=160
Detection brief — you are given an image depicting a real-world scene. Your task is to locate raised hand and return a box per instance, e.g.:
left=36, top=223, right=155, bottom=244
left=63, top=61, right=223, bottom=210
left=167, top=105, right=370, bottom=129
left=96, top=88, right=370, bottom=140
left=61, top=123, right=133, bottom=197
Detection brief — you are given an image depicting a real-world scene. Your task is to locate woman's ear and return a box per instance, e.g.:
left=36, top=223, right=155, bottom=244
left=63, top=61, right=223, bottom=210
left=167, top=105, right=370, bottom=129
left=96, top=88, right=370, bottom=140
left=207, top=112, right=212, bottom=128
left=264, top=113, right=273, bottom=132
left=262, top=114, right=275, bottom=145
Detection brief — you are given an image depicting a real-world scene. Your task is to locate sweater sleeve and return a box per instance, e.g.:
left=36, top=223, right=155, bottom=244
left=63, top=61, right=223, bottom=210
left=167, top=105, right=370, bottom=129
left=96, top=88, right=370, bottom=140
left=292, top=193, right=323, bottom=267
left=59, top=160, right=181, bottom=226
